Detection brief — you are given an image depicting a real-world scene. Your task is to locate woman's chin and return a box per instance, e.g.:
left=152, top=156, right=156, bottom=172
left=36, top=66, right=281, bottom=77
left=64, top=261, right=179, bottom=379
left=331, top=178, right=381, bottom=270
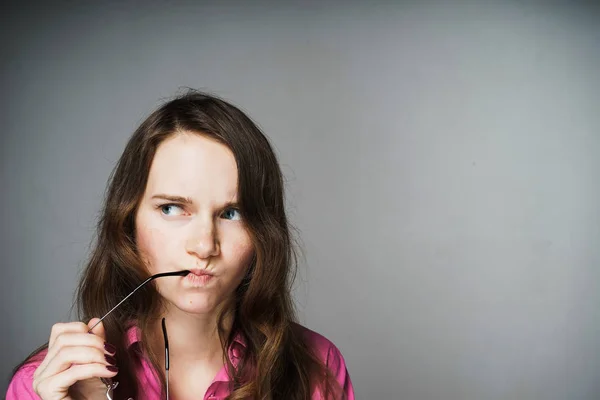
left=171, top=295, right=218, bottom=315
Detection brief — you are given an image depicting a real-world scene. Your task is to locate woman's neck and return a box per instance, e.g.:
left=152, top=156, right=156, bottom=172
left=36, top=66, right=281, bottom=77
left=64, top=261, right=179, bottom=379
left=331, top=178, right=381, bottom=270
left=149, top=305, right=234, bottom=367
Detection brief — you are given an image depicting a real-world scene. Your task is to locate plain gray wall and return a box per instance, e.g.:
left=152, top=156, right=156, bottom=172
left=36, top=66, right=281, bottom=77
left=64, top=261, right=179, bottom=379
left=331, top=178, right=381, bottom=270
left=2, top=1, right=599, bottom=398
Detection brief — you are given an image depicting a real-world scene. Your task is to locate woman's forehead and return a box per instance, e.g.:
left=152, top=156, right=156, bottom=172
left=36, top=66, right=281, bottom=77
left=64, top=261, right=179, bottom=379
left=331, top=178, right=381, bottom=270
left=145, top=132, right=239, bottom=202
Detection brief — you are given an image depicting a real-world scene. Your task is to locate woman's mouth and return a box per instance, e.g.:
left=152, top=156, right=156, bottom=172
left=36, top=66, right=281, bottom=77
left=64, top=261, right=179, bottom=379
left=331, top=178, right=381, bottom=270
left=184, top=268, right=214, bottom=286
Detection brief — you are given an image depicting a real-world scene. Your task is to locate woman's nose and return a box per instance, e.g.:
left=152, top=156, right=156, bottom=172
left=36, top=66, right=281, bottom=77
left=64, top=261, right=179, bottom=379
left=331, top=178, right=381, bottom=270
left=186, top=227, right=220, bottom=259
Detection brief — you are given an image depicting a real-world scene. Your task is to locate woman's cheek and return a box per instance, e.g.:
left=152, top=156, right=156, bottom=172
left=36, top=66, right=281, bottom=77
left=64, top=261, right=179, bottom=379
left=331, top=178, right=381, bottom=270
left=137, top=225, right=167, bottom=269
left=232, top=237, right=255, bottom=265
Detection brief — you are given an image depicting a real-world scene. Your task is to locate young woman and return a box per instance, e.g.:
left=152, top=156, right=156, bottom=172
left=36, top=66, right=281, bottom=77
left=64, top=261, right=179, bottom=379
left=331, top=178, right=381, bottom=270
left=7, top=91, right=354, bottom=399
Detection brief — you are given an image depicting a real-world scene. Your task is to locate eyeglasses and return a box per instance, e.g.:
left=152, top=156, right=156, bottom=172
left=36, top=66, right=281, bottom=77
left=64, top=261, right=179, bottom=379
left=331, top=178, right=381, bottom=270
left=87, top=270, right=190, bottom=400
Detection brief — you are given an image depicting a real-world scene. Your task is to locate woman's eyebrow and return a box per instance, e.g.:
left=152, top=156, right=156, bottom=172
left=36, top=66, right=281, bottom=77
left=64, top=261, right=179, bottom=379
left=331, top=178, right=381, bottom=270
left=151, top=194, right=194, bottom=204
left=223, top=201, right=241, bottom=209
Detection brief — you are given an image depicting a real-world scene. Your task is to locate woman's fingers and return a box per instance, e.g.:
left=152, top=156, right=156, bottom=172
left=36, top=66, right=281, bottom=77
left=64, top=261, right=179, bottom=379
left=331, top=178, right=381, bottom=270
left=34, top=362, right=118, bottom=398
left=48, top=322, right=89, bottom=348
left=36, top=323, right=115, bottom=381
left=46, top=331, right=112, bottom=363
left=44, top=344, right=115, bottom=376
left=35, top=322, right=91, bottom=381
left=87, top=318, right=106, bottom=339
left=32, top=319, right=118, bottom=399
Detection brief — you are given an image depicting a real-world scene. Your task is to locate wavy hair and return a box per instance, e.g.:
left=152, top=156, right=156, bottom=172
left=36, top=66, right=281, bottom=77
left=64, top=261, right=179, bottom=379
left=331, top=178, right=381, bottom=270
left=13, top=90, right=341, bottom=399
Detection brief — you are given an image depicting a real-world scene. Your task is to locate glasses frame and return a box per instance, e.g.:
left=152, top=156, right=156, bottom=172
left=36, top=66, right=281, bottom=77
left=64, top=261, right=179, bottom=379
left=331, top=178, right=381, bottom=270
left=87, top=270, right=190, bottom=400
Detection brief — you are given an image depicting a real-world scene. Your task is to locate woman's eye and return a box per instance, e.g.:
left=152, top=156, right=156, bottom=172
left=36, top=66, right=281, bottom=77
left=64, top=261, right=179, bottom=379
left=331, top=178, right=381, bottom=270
left=221, top=208, right=242, bottom=221
left=160, top=204, right=185, bottom=216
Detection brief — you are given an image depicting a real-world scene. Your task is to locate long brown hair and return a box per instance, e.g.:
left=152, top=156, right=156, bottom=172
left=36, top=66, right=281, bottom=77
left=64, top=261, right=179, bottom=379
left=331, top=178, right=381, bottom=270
left=13, top=90, right=341, bottom=399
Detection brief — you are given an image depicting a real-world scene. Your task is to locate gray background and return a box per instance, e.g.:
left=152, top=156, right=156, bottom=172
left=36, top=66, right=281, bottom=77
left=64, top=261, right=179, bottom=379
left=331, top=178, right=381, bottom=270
left=2, top=1, right=599, bottom=399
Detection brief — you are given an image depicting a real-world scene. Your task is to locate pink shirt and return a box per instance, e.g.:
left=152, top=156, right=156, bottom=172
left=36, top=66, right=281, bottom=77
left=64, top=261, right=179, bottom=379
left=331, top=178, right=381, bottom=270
left=7, top=323, right=354, bottom=399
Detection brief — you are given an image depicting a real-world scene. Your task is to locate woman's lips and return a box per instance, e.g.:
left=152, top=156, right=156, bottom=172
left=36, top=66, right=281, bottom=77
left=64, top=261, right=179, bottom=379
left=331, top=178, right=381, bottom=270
left=188, top=268, right=214, bottom=276
left=184, top=268, right=214, bottom=286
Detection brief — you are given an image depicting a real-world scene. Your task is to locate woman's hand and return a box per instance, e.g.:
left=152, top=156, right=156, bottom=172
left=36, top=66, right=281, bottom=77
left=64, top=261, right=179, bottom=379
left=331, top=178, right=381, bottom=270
left=32, top=318, right=119, bottom=400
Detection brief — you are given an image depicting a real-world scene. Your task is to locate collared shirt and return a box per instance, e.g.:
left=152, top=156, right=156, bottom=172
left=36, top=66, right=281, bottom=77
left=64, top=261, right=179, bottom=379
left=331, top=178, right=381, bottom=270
left=7, top=323, right=354, bottom=399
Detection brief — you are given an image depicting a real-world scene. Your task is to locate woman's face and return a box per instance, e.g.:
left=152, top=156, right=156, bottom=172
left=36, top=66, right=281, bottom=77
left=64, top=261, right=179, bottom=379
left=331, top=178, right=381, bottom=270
left=135, top=132, right=254, bottom=315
